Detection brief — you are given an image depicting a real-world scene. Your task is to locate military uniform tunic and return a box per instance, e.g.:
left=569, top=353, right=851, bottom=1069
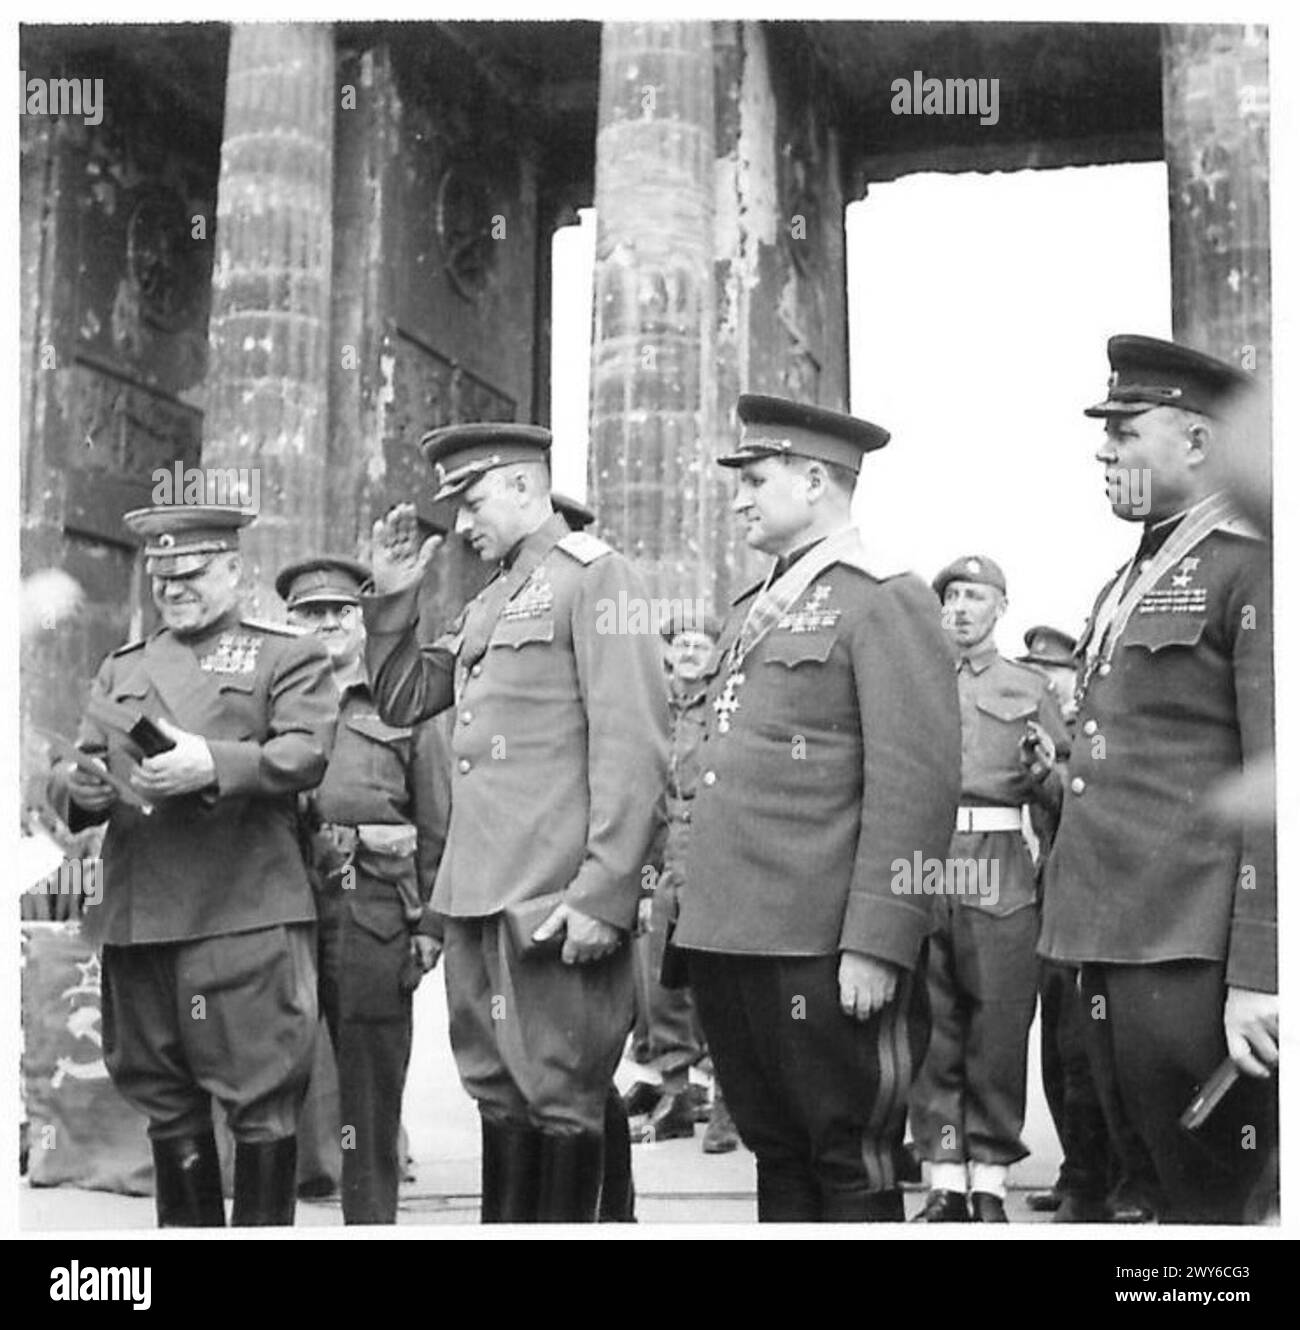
left=70, top=609, right=337, bottom=1142
left=1040, top=510, right=1276, bottom=1222
left=677, top=536, right=962, bottom=1217
left=364, top=513, right=668, bottom=1133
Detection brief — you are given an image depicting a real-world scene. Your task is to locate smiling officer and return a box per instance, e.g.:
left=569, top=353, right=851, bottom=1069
left=61, top=504, right=337, bottom=1227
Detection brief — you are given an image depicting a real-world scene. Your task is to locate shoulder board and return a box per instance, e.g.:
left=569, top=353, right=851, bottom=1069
left=1210, top=514, right=1266, bottom=543
left=557, top=531, right=613, bottom=565
left=1001, top=656, right=1048, bottom=680
left=110, top=637, right=147, bottom=658
left=240, top=616, right=306, bottom=638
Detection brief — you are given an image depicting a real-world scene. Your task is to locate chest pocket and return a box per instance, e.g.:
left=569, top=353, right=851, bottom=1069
left=1122, top=614, right=1209, bottom=654
left=974, top=694, right=1037, bottom=726
left=764, top=632, right=836, bottom=669
left=489, top=616, right=555, bottom=650
left=344, top=713, right=412, bottom=787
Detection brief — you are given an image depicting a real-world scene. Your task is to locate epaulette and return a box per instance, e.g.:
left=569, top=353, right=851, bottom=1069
left=1211, top=514, right=1266, bottom=542
left=557, top=531, right=613, bottom=565
left=241, top=616, right=306, bottom=638
left=110, top=637, right=147, bottom=658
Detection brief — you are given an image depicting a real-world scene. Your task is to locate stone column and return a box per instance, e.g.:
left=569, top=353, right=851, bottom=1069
left=590, top=21, right=719, bottom=610
left=1162, top=24, right=1270, bottom=376
left=205, top=22, right=336, bottom=614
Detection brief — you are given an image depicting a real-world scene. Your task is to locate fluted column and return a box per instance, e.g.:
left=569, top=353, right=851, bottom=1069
left=205, top=22, right=335, bottom=613
left=590, top=21, right=719, bottom=608
left=1162, top=24, right=1270, bottom=376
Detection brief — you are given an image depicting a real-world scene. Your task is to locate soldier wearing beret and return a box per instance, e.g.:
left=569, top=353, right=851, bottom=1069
left=362, top=426, right=668, bottom=1223
left=1040, top=335, right=1277, bottom=1223
left=676, top=395, right=962, bottom=1222
left=908, top=558, right=1069, bottom=1222
left=59, top=505, right=337, bottom=1226
left=275, top=555, right=449, bottom=1224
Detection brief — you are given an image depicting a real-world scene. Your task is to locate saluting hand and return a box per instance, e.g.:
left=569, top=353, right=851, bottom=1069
left=129, top=718, right=217, bottom=799
left=533, top=901, right=623, bottom=965
left=1224, top=986, right=1278, bottom=1079
left=839, top=951, right=899, bottom=1021
left=370, top=503, right=442, bottom=595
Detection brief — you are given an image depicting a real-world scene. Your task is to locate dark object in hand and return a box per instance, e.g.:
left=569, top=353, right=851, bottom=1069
left=1179, top=1056, right=1241, bottom=1134
left=129, top=715, right=176, bottom=757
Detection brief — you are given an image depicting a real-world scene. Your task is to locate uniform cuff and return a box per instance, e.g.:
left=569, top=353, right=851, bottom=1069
left=838, top=894, right=931, bottom=972
left=1226, top=919, right=1277, bottom=992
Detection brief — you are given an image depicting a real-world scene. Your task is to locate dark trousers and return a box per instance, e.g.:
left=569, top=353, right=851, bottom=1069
left=631, top=873, right=705, bottom=1090
left=910, top=901, right=1039, bottom=1165
left=101, top=924, right=318, bottom=1142
left=316, top=890, right=414, bottom=1224
left=1039, top=960, right=1111, bottom=1198
left=688, top=949, right=928, bottom=1221
left=443, top=914, right=635, bottom=1134
left=1079, top=961, right=1278, bottom=1224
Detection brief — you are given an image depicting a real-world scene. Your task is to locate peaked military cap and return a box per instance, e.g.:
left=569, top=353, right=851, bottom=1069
left=551, top=490, right=595, bottom=532
left=275, top=555, right=373, bottom=609
left=1020, top=624, right=1077, bottom=668
left=933, top=554, right=1007, bottom=601
left=719, top=395, right=890, bottom=474
left=124, top=503, right=254, bottom=577
left=660, top=605, right=722, bottom=643
left=419, top=422, right=552, bottom=502
left=1084, top=335, right=1252, bottom=420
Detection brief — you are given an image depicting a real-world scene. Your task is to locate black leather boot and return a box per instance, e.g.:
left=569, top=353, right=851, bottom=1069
left=231, top=1138, right=298, bottom=1227
left=756, top=1159, right=821, bottom=1222
left=820, top=1187, right=905, bottom=1222
left=481, top=1118, right=542, bottom=1223
left=599, top=1087, right=636, bottom=1222
left=153, top=1132, right=226, bottom=1228
left=537, top=1131, right=604, bottom=1223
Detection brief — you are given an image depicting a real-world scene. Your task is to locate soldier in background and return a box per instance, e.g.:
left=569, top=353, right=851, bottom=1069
left=909, top=558, right=1069, bottom=1222
left=1040, top=335, right=1277, bottom=1223
left=59, top=505, right=336, bottom=1227
left=276, top=555, right=448, bottom=1224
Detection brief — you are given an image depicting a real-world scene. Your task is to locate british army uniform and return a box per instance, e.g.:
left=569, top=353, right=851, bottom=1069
left=276, top=556, right=450, bottom=1224
left=1040, top=337, right=1277, bottom=1223
left=67, top=506, right=337, bottom=1226
left=909, top=556, right=1070, bottom=1222
left=677, top=396, right=962, bottom=1222
left=363, top=426, right=668, bottom=1223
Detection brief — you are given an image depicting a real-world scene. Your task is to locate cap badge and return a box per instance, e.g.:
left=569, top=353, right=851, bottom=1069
left=965, top=558, right=981, bottom=574
left=158, top=533, right=176, bottom=548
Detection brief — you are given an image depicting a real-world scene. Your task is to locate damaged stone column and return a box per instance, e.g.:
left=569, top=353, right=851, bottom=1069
left=1162, top=24, right=1270, bottom=376
left=205, top=22, right=335, bottom=614
left=590, top=21, right=719, bottom=610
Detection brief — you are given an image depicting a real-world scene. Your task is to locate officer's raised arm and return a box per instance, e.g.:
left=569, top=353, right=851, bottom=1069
left=362, top=503, right=455, bottom=724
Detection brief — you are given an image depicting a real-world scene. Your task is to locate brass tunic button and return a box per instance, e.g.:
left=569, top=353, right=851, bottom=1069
left=460, top=709, right=473, bottom=725
left=470, top=663, right=483, bottom=678
left=458, top=758, right=472, bottom=775
left=702, top=771, right=717, bottom=787
left=1070, top=776, right=1086, bottom=795
left=1082, top=719, right=1097, bottom=737
left=1098, top=663, right=1111, bottom=678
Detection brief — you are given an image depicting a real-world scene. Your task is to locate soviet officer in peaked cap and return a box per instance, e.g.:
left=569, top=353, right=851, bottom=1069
left=275, top=555, right=449, bottom=1224
left=1040, top=335, right=1277, bottom=1223
left=908, top=556, right=1069, bottom=1222
left=676, top=395, right=962, bottom=1223
left=59, top=504, right=337, bottom=1227
left=361, top=424, right=668, bottom=1224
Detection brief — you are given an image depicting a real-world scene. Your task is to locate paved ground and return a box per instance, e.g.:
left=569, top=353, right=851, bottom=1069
left=21, top=974, right=1059, bottom=1232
